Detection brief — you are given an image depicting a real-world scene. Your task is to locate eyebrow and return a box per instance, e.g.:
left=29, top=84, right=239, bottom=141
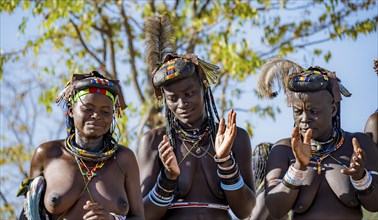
left=81, top=102, right=112, bottom=109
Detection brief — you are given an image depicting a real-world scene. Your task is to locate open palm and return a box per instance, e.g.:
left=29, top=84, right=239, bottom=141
left=291, top=127, right=312, bottom=166
left=215, top=109, right=237, bottom=159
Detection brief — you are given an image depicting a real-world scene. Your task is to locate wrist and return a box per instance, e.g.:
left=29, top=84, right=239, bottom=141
left=164, top=169, right=178, bottom=180
left=293, top=161, right=307, bottom=171
left=351, top=169, right=366, bottom=181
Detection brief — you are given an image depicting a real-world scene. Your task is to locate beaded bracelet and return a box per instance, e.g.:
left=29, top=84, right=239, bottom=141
left=110, top=212, right=127, bottom=220
left=282, top=179, right=300, bottom=190
left=350, top=169, right=373, bottom=191
left=221, top=176, right=245, bottom=191
left=218, top=159, right=236, bottom=171
left=217, top=168, right=239, bottom=179
left=357, top=183, right=375, bottom=196
left=149, top=190, right=174, bottom=207
left=283, top=164, right=307, bottom=187
left=214, top=152, right=232, bottom=163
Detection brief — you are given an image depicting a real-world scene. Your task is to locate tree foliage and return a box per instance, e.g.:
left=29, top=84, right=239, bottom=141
left=0, top=0, right=377, bottom=218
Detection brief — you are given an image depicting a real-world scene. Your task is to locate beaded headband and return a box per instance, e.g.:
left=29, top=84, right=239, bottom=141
left=72, top=88, right=115, bottom=105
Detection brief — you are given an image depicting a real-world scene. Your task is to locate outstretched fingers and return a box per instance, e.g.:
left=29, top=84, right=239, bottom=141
left=303, top=129, right=312, bottom=145
left=217, top=117, right=226, bottom=136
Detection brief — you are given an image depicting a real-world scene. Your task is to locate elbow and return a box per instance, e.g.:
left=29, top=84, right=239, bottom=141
left=233, top=196, right=256, bottom=219
left=265, top=194, right=288, bottom=219
left=233, top=208, right=253, bottom=220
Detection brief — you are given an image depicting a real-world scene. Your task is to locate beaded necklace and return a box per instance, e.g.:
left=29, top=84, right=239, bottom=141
left=311, top=129, right=345, bottom=174
left=58, top=134, right=119, bottom=220
left=65, top=133, right=119, bottom=162
left=172, top=118, right=214, bottom=164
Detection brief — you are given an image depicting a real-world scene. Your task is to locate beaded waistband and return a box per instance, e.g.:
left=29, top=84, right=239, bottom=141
left=168, top=202, right=230, bottom=210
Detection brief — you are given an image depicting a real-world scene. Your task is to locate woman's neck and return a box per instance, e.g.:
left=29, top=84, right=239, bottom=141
left=75, top=132, right=104, bottom=151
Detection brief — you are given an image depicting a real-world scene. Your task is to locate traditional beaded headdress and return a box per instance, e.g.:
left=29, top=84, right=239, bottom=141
left=56, top=71, right=127, bottom=115
left=55, top=71, right=127, bottom=134
left=257, top=58, right=351, bottom=128
left=145, top=15, right=220, bottom=147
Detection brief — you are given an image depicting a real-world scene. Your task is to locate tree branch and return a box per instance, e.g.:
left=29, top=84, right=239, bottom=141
left=68, top=18, right=110, bottom=76
left=93, top=2, right=119, bottom=79
left=197, top=0, right=211, bottom=18
left=118, top=2, right=146, bottom=103
left=0, top=190, right=15, bottom=217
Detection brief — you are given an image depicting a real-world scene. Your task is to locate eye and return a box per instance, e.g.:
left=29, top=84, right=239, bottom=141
left=81, top=107, right=92, bottom=112
left=293, top=109, right=302, bottom=115
left=101, top=110, right=112, bottom=115
left=185, top=91, right=195, bottom=97
left=167, top=96, right=177, bottom=102
left=311, top=110, right=318, bottom=114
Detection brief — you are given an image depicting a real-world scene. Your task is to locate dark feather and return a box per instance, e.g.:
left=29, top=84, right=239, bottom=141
left=145, top=15, right=175, bottom=75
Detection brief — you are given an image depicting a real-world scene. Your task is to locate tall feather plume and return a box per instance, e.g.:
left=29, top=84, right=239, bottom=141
left=257, top=58, right=303, bottom=99
left=145, top=15, right=175, bottom=75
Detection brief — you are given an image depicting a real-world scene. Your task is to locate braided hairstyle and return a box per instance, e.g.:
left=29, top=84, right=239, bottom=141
left=252, top=142, right=273, bottom=195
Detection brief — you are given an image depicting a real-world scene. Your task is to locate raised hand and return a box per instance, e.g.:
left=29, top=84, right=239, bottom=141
left=341, top=137, right=366, bottom=180
left=158, top=135, right=180, bottom=180
left=291, top=127, right=312, bottom=167
left=214, top=109, right=237, bottom=159
left=83, top=200, right=112, bottom=220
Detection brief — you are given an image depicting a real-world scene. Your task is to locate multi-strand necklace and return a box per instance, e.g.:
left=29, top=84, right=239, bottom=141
left=310, top=128, right=345, bottom=174
left=65, top=133, right=118, bottom=180
left=172, top=119, right=214, bottom=165
left=58, top=134, right=119, bottom=219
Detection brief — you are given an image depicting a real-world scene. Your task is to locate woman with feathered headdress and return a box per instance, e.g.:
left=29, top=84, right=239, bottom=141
left=137, top=15, right=256, bottom=220
left=17, top=71, right=144, bottom=220
left=257, top=58, right=378, bottom=219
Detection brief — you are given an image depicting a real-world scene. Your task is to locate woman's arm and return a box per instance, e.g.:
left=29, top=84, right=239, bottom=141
left=223, top=127, right=256, bottom=219
left=123, top=148, right=145, bottom=220
left=137, top=129, right=172, bottom=220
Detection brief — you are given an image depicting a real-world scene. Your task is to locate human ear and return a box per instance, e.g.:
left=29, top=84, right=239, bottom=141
left=331, top=101, right=337, bottom=117
left=68, top=106, right=74, bottom=118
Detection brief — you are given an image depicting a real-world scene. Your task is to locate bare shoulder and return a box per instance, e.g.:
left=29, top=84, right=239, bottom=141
left=348, top=131, right=375, bottom=149
left=232, top=126, right=252, bottom=154
left=345, top=131, right=378, bottom=168
left=268, top=138, right=292, bottom=160
left=34, top=139, right=65, bottom=159
left=235, top=126, right=251, bottom=142
left=139, top=127, right=166, bottom=151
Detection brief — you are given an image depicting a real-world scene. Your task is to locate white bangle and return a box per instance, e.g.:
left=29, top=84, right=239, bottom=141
left=214, top=153, right=232, bottom=163
left=350, top=169, right=373, bottom=191
left=110, top=212, right=126, bottom=220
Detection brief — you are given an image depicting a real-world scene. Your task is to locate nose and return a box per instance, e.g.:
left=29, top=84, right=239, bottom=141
left=91, top=111, right=102, bottom=119
left=178, top=98, right=188, bottom=108
left=301, top=111, right=310, bottom=123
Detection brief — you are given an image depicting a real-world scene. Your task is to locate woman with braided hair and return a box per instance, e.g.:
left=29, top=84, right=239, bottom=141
left=18, top=71, right=144, bottom=219
left=250, top=143, right=289, bottom=220
left=137, top=15, right=255, bottom=220
left=257, top=58, right=378, bottom=219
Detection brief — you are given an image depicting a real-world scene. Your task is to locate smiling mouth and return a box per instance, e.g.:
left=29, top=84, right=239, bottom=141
left=179, top=108, right=194, bottom=116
